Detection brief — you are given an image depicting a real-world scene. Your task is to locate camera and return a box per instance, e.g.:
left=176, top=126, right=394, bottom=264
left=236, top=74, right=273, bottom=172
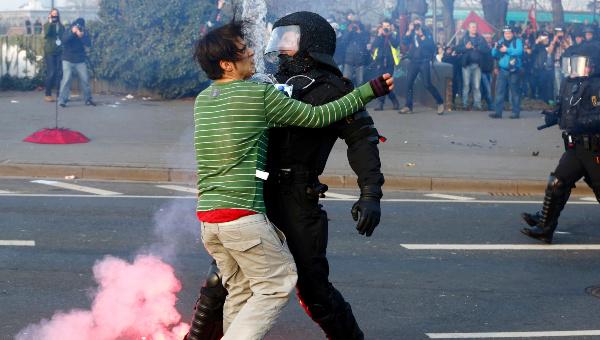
left=75, top=24, right=83, bottom=31
left=413, top=23, right=421, bottom=31
left=383, top=28, right=390, bottom=34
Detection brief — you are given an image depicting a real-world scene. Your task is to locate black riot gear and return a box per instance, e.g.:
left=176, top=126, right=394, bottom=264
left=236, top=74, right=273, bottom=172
left=186, top=11, right=384, bottom=340
left=521, top=42, right=600, bottom=243
left=272, top=11, right=341, bottom=75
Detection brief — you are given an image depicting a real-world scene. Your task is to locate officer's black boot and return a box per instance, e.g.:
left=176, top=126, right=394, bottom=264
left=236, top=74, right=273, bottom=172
left=521, top=175, right=570, bottom=244
left=185, top=261, right=227, bottom=340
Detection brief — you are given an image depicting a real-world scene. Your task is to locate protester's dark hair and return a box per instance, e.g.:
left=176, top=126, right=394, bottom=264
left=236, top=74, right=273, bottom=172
left=194, top=20, right=248, bottom=80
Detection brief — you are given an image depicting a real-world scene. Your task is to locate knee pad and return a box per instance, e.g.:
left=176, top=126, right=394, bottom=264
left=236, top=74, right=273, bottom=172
left=547, top=174, right=567, bottom=195
left=204, top=262, right=222, bottom=288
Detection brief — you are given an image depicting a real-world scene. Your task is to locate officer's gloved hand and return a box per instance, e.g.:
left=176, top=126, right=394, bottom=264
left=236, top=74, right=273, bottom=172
left=368, top=73, right=394, bottom=98
left=351, top=185, right=383, bottom=237
left=543, top=110, right=559, bottom=127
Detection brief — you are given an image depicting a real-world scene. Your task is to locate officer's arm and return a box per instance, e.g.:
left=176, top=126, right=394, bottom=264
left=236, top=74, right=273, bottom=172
left=333, top=111, right=384, bottom=237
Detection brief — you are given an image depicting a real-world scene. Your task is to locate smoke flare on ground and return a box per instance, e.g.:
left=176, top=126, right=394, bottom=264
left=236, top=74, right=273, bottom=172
left=15, top=255, right=189, bottom=340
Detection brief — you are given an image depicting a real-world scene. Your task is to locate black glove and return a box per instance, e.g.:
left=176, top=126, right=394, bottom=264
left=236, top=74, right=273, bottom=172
left=351, top=185, right=382, bottom=237
left=368, top=75, right=392, bottom=97
left=543, top=110, right=559, bottom=127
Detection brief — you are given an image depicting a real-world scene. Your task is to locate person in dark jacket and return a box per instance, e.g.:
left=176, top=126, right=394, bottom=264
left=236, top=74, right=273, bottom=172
left=455, top=22, right=489, bottom=110
left=42, top=8, right=64, bottom=102
left=399, top=19, right=444, bottom=114
left=185, top=11, right=385, bottom=340
left=339, top=13, right=370, bottom=86
left=371, top=18, right=401, bottom=110
left=532, top=31, right=554, bottom=103
left=58, top=17, right=95, bottom=107
left=480, top=33, right=495, bottom=110
left=442, top=45, right=462, bottom=105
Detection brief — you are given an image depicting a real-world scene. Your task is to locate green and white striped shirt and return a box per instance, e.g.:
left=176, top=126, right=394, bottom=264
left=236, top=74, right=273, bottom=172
left=194, top=79, right=375, bottom=213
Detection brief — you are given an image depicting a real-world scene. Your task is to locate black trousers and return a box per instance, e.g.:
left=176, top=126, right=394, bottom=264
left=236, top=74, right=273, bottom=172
left=44, top=54, right=62, bottom=96
left=405, top=60, right=443, bottom=109
left=264, top=179, right=335, bottom=309
left=554, top=145, right=600, bottom=200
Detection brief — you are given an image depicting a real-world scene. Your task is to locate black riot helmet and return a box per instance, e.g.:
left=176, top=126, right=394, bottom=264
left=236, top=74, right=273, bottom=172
left=267, top=11, right=341, bottom=76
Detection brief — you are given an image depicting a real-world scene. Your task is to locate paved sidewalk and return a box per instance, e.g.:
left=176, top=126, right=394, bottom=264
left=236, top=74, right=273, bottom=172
left=0, top=90, right=589, bottom=194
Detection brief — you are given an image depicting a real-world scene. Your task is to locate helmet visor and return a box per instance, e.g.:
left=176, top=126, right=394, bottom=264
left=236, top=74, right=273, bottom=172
left=265, top=25, right=301, bottom=63
left=568, top=56, right=592, bottom=78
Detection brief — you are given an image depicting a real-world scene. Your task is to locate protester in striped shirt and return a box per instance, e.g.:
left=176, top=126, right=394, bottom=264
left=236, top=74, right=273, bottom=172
left=191, top=20, right=393, bottom=340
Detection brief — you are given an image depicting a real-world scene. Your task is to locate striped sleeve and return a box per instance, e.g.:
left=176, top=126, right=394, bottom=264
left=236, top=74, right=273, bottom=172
left=263, top=82, right=375, bottom=128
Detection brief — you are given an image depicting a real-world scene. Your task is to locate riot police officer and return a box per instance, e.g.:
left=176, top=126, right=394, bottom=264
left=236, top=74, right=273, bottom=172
left=185, top=12, right=384, bottom=340
left=521, top=42, right=600, bottom=243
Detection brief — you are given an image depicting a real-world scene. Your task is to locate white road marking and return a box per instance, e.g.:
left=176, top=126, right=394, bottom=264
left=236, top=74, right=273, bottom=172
left=0, top=190, right=13, bottom=194
left=324, top=192, right=358, bottom=200
left=31, top=180, right=122, bottom=196
left=427, top=330, right=600, bottom=338
left=0, top=192, right=599, bottom=205
left=0, top=240, right=35, bottom=247
left=156, top=185, right=199, bottom=194
left=425, top=193, right=475, bottom=200
left=402, top=244, right=600, bottom=250
left=580, top=196, right=597, bottom=202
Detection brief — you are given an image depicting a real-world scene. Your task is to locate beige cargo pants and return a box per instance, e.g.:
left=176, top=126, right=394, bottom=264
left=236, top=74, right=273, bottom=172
left=201, top=213, right=297, bottom=340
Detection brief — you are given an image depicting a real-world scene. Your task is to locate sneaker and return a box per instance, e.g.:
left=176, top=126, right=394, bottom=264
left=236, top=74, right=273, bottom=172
left=488, top=113, right=501, bottom=119
left=509, top=114, right=520, bottom=119
left=44, top=96, right=55, bottom=102
left=85, top=99, right=97, bottom=106
left=398, top=107, right=412, bottom=114
left=59, top=103, right=66, bottom=108
left=437, top=104, right=445, bottom=115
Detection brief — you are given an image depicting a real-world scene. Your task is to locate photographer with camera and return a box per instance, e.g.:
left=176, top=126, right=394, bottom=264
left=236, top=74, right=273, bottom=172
left=370, top=18, right=401, bottom=110
left=547, top=27, right=572, bottom=99
left=42, top=8, right=64, bottom=102
left=339, top=12, right=371, bottom=86
left=399, top=18, right=444, bottom=115
left=532, top=31, right=554, bottom=103
left=490, top=25, right=523, bottom=119
left=58, top=17, right=95, bottom=107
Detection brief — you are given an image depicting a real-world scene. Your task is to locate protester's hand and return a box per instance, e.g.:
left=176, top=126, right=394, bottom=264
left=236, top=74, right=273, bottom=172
left=408, top=22, right=414, bottom=32
left=500, top=46, right=508, bottom=53
left=48, top=14, right=52, bottom=23
left=369, top=73, right=394, bottom=97
left=71, top=26, right=78, bottom=33
left=493, top=68, right=499, bottom=76
left=466, top=41, right=473, bottom=49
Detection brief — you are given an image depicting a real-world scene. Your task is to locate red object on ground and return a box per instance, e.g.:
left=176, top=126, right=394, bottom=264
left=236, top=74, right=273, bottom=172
left=23, top=128, right=90, bottom=144
left=196, top=209, right=256, bottom=223
left=461, top=11, right=496, bottom=35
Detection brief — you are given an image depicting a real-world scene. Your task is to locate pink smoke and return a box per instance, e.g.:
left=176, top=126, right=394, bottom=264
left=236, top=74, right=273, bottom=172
left=16, top=255, right=189, bottom=340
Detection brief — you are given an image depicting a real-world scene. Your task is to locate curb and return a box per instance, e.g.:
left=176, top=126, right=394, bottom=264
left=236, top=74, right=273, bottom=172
left=0, top=163, right=594, bottom=196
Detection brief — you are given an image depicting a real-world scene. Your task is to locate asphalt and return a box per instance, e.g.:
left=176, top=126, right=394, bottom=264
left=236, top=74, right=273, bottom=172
left=2, top=183, right=600, bottom=339
left=0, top=90, right=594, bottom=195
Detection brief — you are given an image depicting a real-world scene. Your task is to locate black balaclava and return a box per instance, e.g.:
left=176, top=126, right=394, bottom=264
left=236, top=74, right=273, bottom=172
left=272, top=11, right=341, bottom=82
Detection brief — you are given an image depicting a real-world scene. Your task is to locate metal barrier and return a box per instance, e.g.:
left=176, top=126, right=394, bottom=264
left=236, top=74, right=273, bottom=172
left=0, top=35, right=43, bottom=78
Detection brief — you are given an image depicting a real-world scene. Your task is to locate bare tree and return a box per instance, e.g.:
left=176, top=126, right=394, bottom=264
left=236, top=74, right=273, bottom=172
left=482, top=0, right=508, bottom=29
left=441, top=0, right=454, bottom=44
left=551, top=0, right=564, bottom=27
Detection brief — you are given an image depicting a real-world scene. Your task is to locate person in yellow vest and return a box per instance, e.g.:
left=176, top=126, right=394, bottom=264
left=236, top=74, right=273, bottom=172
left=371, top=19, right=401, bottom=110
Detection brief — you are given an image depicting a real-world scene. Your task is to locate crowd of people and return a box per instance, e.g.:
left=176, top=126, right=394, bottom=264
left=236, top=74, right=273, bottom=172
left=328, top=11, right=600, bottom=118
